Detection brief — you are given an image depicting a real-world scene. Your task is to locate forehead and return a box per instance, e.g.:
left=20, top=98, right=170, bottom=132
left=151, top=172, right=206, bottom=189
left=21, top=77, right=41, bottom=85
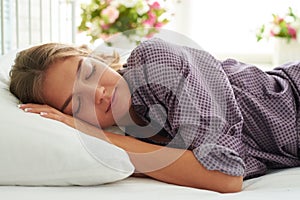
left=42, top=56, right=81, bottom=112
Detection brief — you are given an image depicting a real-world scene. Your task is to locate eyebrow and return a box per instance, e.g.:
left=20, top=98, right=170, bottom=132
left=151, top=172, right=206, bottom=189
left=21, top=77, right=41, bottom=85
left=60, top=59, right=83, bottom=113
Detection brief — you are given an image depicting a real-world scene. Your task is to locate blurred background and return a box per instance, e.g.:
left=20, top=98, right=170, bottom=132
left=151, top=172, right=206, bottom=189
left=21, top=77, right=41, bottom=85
left=1, top=0, right=300, bottom=66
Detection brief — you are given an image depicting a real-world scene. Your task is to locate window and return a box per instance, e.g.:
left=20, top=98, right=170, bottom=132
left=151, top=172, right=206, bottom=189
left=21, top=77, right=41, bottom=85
left=0, top=0, right=75, bottom=54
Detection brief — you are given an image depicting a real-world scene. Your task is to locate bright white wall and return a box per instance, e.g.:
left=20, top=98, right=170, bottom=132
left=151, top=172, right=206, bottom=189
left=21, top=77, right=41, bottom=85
left=165, top=0, right=300, bottom=63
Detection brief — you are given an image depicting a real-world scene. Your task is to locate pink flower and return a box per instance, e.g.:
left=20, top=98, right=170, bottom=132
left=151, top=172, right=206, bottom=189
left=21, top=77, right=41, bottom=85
left=99, top=20, right=110, bottom=30
left=101, top=24, right=110, bottom=30
left=151, top=1, right=160, bottom=10
left=143, top=11, right=156, bottom=26
left=270, top=30, right=275, bottom=36
left=154, top=22, right=164, bottom=28
left=287, top=25, right=297, bottom=39
left=101, top=6, right=119, bottom=24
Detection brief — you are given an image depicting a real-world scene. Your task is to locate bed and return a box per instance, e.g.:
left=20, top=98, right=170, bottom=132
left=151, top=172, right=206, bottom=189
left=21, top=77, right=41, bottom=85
left=1, top=167, right=300, bottom=200
left=1, top=1, right=300, bottom=199
left=0, top=168, right=300, bottom=200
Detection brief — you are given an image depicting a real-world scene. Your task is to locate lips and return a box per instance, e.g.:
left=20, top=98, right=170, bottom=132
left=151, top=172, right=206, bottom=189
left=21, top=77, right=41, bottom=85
left=105, top=87, right=116, bottom=113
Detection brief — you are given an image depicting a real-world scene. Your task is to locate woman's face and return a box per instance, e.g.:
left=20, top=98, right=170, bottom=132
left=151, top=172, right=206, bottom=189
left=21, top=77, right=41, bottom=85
left=42, top=56, right=132, bottom=128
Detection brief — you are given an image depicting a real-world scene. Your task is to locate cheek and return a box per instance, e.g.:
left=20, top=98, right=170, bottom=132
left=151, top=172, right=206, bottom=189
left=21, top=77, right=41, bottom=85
left=95, top=107, right=115, bottom=128
left=77, top=104, right=114, bottom=128
left=75, top=103, right=99, bottom=126
left=110, top=79, right=132, bottom=122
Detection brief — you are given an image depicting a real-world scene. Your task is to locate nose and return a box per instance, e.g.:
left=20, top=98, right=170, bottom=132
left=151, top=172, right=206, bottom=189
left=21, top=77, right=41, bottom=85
left=74, top=80, right=109, bottom=107
left=95, top=86, right=109, bottom=105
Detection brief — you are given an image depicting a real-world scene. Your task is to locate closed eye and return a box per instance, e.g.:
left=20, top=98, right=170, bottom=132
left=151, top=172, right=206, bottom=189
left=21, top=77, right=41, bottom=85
left=85, top=65, right=96, bottom=80
left=73, top=96, right=81, bottom=115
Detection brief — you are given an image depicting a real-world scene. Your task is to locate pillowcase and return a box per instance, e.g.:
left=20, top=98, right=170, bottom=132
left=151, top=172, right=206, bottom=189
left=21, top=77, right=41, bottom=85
left=0, top=49, right=134, bottom=186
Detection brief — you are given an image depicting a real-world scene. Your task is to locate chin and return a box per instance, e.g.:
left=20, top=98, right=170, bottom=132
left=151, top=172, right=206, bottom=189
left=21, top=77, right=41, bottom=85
left=95, top=116, right=115, bottom=129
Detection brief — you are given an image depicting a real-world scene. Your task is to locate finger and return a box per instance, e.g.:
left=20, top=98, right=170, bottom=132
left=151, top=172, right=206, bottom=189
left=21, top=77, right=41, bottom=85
left=39, top=112, right=64, bottom=122
left=18, top=103, right=47, bottom=109
left=18, top=104, right=75, bottom=127
left=40, top=112, right=74, bottom=127
left=20, top=105, right=62, bottom=115
left=22, top=107, right=50, bottom=115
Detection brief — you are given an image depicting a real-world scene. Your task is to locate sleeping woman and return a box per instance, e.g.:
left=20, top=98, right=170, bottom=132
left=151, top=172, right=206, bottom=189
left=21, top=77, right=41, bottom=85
left=9, top=38, right=300, bottom=193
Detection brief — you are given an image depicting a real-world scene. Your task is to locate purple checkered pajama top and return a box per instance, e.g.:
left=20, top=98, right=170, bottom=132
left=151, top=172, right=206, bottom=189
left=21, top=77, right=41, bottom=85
left=118, top=38, right=300, bottom=179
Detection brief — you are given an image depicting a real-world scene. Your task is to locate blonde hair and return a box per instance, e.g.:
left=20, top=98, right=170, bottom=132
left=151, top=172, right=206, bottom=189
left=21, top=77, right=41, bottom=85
left=9, top=43, right=122, bottom=104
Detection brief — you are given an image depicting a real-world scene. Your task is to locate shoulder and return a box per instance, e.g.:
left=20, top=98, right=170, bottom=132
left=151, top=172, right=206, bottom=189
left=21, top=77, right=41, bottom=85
left=128, top=38, right=182, bottom=62
left=135, top=37, right=176, bottom=51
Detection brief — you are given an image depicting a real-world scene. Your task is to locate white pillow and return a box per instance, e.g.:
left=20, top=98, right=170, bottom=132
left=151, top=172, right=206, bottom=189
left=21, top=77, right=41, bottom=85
left=0, top=49, right=134, bottom=186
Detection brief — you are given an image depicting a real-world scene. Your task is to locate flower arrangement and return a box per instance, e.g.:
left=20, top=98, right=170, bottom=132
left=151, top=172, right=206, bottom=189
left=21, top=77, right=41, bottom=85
left=78, top=0, right=175, bottom=43
left=256, top=7, right=300, bottom=43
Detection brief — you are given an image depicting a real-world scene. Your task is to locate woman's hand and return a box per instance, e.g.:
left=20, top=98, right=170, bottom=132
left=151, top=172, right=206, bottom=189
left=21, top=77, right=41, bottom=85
left=18, top=103, right=75, bottom=128
left=18, top=103, right=107, bottom=141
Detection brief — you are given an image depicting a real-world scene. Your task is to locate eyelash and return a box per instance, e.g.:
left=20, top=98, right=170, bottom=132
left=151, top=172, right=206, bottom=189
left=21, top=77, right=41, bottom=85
left=85, top=65, right=96, bottom=80
left=74, top=96, right=81, bottom=115
left=75, top=63, right=96, bottom=115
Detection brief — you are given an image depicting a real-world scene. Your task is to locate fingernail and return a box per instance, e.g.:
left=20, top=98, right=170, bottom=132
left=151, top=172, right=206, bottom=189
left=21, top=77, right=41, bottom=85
left=40, top=112, right=47, bottom=116
left=17, top=104, right=24, bottom=108
left=24, top=108, right=32, bottom=112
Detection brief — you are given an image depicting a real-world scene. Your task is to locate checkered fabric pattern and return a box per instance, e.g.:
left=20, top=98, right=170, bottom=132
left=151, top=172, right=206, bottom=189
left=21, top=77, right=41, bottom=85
left=118, top=38, right=300, bottom=178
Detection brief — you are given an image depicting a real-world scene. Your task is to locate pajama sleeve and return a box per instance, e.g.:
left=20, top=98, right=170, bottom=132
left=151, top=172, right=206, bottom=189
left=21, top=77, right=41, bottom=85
left=121, top=38, right=246, bottom=176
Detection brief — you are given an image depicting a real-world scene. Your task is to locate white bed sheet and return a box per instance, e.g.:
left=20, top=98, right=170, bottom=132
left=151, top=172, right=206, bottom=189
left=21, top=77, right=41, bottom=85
left=1, top=167, right=300, bottom=200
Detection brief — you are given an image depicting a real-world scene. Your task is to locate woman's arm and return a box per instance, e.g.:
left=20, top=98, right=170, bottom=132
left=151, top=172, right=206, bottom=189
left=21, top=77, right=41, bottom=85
left=104, top=132, right=243, bottom=193
left=19, top=103, right=243, bottom=193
